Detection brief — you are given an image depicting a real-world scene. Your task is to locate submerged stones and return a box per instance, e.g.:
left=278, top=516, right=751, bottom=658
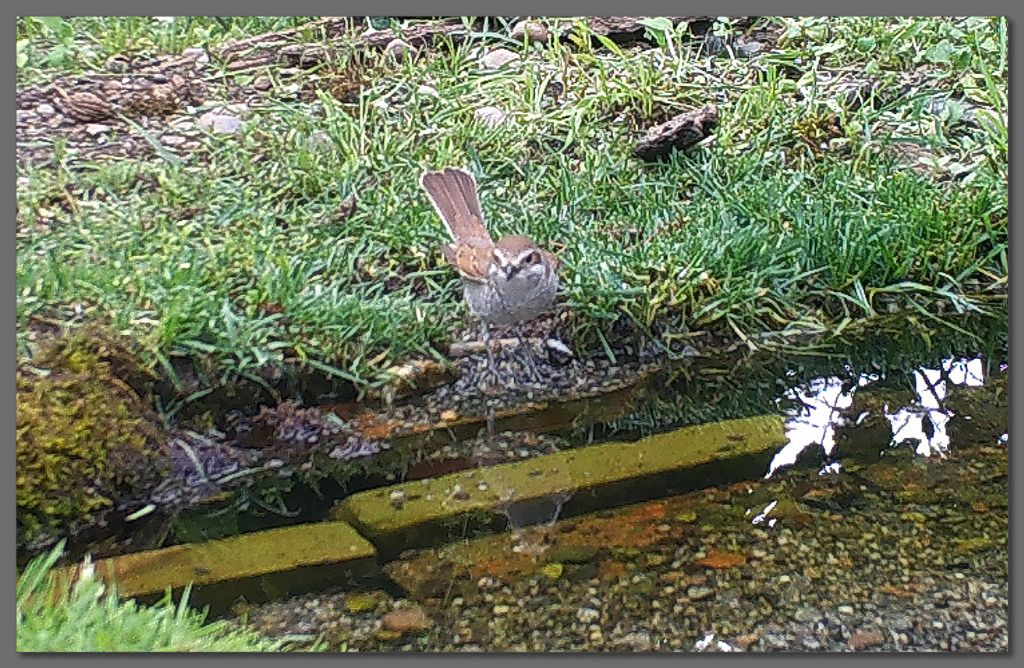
left=383, top=605, right=431, bottom=633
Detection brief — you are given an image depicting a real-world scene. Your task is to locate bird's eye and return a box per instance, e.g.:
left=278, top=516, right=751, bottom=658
left=529, top=251, right=540, bottom=264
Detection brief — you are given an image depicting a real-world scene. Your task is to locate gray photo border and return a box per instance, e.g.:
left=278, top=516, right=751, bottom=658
left=6, top=0, right=1019, bottom=665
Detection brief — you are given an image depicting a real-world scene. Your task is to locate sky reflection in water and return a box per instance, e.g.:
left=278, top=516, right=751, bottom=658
left=767, top=357, right=988, bottom=477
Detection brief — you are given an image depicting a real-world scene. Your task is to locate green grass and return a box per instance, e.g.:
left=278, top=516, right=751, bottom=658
left=16, top=17, right=1008, bottom=393
left=17, top=542, right=312, bottom=652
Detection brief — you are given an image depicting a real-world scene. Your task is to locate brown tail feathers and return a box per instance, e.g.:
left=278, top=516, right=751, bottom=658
left=420, top=167, right=492, bottom=245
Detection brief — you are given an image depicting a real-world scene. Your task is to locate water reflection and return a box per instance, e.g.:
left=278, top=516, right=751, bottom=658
left=767, top=356, right=988, bottom=477
left=496, top=491, right=574, bottom=558
left=886, top=357, right=984, bottom=457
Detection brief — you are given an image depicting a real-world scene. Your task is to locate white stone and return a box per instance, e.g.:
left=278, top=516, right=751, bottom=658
left=480, top=48, right=520, bottom=69
left=197, top=112, right=242, bottom=134
left=417, top=84, right=440, bottom=98
left=474, top=105, right=506, bottom=126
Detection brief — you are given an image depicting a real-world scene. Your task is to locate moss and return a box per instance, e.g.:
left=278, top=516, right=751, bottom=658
left=16, top=327, right=168, bottom=549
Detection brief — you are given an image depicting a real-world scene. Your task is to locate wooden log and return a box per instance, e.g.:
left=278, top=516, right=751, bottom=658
left=633, top=104, right=719, bottom=162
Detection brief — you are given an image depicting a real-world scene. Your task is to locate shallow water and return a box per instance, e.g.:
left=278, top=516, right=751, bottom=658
left=230, top=354, right=1008, bottom=652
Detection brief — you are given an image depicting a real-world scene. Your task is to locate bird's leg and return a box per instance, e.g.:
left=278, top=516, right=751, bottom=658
left=479, top=321, right=502, bottom=389
left=514, top=323, right=544, bottom=383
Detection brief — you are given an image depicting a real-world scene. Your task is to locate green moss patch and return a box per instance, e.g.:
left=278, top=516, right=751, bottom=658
left=16, top=328, right=168, bottom=550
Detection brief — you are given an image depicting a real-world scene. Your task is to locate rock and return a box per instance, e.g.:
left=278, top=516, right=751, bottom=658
left=161, top=134, right=187, bottom=147
left=614, top=631, right=653, bottom=651
left=181, top=47, right=210, bottom=64
left=545, top=338, right=574, bottom=365
left=36, top=103, right=56, bottom=118
left=694, top=550, right=747, bottom=569
left=197, top=112, right=242, bottom=134
left=345, top=592, right=378, bottom=613
left=480, top=48, right=520, bottom=69
left=687, top=585, right=715, bottom=601
left=383, top=606, right=431, bottom=633
left=253, top=76, right=273, bottom=91
left=85, top=123, right=110, bottom=136
left=850, top=628, right=885, bottom=650
left=417, top=84, right=440, bottom=98
left=576, top=607, right=600, bottom=624
left=105, top=55, right=131, bottom=73
left=510, top=20, right=552, bottom=44
left=736, top=40, right=764, bottom=58
left=794, top=605, right=818, bottom=623
left=474, top=106, right=506, bottom=127
left=385, top=39, right=413, bottom=59
left=307, top=130, right=332, bottom=148
left=493, top=604, right=511, bottom=615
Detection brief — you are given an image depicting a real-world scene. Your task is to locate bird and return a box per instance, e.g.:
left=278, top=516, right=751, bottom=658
left=420, top=166, right=560, bottom=384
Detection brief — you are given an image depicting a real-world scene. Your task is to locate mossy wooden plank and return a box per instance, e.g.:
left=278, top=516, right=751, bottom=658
left=334, top=415, right=787, bottom=555
left=60, top=521, right=377, bottom=608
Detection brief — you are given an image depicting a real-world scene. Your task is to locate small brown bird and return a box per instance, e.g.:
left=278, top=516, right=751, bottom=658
left=420, top=166, right=560, bottom=381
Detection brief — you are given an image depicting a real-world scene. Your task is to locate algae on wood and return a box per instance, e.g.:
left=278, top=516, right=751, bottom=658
left=59, top=521, right=377, bottom=614
left=334, top=415, right=787, bottom=555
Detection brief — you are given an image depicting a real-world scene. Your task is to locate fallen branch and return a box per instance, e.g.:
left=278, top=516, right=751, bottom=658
left=633, top=104, right=719, bottom=161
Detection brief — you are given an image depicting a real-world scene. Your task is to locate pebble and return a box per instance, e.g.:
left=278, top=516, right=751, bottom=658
left=687, top=586, right=714, bottom=601
left=576, top=607, right=599, bottom=624
left=36, top=103, right=56, bottom=118
left=345, top=593, right=377, bottom=613
left=385, top=39, right=413, bottom=59
left=161, top=134, right=187, bottom=147
left=85, top=123, right=110, bottom=136
left=474, top=106, right=506, bottom=127
left=479, top=48, right=520, bottom=69
left=181, top=46, right=210, bottom=63
left=197, top=112, right=242, bottom=134
left=510, top=20, right=552, bottom=44
left=416, top=84, right=440, bottom=98
left=736, top=41, right=764, bottom=58
left=850, top=628, right=886, bottom=650
left=382, top=606, right=430, bottom=633
left=493, top=604, right=511, bottom=616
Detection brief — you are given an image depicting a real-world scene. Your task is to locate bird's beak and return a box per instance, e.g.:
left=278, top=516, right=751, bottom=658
left=504, top=263, right=520, bottom=279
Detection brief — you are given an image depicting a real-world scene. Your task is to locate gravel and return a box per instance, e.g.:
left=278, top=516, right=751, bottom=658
left=235, top=434, right=1008, bottom=652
